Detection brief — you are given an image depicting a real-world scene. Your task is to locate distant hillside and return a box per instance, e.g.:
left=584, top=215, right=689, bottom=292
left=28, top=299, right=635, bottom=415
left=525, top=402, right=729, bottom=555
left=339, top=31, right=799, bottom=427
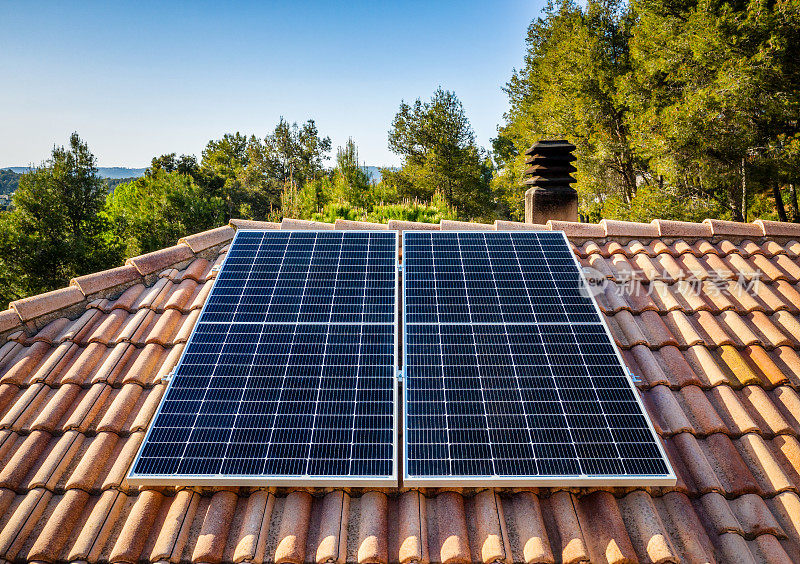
left=0, top=169, right=21, bottom=195
left=2, top=165, right=388, bottom=192
left=6, top=166, right=147, bottom=179
left=364, top=166, right=397, bottom=183
left=1, top=168, right=140, bottom=196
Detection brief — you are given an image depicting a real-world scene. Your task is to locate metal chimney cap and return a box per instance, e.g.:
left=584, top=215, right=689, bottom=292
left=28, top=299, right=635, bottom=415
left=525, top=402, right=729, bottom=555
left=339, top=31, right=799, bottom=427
left=524, top=140, right=576, bottom=155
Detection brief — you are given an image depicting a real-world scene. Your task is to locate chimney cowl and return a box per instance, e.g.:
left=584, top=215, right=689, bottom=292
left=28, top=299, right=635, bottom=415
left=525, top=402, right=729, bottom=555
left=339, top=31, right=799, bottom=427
left=523, top=139, right=578, bottom=224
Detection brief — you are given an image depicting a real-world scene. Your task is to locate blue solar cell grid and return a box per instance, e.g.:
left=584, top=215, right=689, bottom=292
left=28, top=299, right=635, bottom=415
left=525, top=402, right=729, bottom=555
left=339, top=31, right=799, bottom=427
left=130, top=230, right=398, bottom=485
left=402, top=230, right=674, bottom=485
left=203, top=230, right=395, bottom=324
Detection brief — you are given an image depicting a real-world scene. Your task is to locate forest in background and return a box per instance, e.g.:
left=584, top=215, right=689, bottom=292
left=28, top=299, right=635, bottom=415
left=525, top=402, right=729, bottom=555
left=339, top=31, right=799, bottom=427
left=0, top=0, right=798, bottom=307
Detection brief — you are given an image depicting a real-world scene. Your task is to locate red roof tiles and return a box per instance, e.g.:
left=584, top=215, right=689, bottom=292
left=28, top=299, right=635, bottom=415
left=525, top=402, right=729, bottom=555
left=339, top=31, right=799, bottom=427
left=1, top=217, right=800, bottom=562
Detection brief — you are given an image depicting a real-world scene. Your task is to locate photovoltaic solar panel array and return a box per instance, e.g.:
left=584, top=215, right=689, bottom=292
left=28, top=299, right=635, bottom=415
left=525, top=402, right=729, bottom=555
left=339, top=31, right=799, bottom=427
left=130, top=228, right=674, bottom=487
left=129, top=231, right=398, bottom=486
left=403, top=231, right=674, bottom=485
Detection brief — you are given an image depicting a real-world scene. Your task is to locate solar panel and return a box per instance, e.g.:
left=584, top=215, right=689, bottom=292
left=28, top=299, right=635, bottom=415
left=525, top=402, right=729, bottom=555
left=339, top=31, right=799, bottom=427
left=402, top=230, right=675, bottom=486
left=129, top=230, right=398, bottom=486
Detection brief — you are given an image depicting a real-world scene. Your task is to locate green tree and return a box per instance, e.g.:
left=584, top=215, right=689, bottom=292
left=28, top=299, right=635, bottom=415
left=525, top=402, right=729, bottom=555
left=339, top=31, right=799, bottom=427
left=104, top=169, right=226, bottom=256
left=332, top=138, right=372, bottom=207
left=0, top=134, right=122, bottom=307
left=386, top=87, right=493, bottom=219
left=199, top=132, right=250, bottom=219
left=199, top=121, right=332, bottom=221
left=263, top=118, right=332, bottom=189
left=494, top=0, right=644, bottom=221
left=627, top=0, right=800, bottom=221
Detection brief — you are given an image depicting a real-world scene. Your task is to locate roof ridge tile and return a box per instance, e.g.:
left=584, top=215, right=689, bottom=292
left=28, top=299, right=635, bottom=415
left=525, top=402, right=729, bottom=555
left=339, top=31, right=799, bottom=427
left=228, top=218, right=281, bottom=230
left=601, top=219, right=660, bottom=238
left=71, top=265, right=142, bottom=299
left=653, top=219, right=714, bottom=238
left=333, top=218, right=389, bottom=230
left=494, top=219, right=548, bottom=230
left=386, top=219, right=440, bottom=232
left=755, top=219, right=800, bottom=238
left=125, top=244, right=194, bottom=279
left=548, top=219, right=604, bottom=238
left=281, top=218, right=334, bottom=230
left=10, top=286, right=86, bottom=327
left=178, top=226, right=234, bottom=254
left=439, top=219, right=495, bottom=231
left=702, top=219, right=764, bottom=238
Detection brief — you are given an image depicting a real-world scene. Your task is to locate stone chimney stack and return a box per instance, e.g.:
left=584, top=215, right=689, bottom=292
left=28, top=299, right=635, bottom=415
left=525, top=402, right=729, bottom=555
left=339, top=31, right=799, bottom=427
left=523, top=140, right=578, bottom=224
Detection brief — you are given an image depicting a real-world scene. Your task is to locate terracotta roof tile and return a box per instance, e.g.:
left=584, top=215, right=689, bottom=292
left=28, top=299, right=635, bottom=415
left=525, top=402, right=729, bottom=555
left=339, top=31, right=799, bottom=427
left=737, top=433, right=795, bottom=495
left=741, top=385, right=793, bottom=436
left=150, top=489, right=198, bottom=562
left=334, top=218, right=390, bottom=230
left=544, top=491, right=590, bottom=563
left=281, top=218, right=334, bottom=230
left=654, top=219, right=714, bottom=238
left=506, top=492, right=552, bottom=564
left=574, top=491, right=637, bottom=564
left=0, top=310, right=23, bottom=334
left=440, top=219, right=495, bottom=231
left=10, top=286, right=86, bottom=324
left=494, top=220, right=548, bottom=231
left=398, top=490, right=427, bottom=564
left=179, top=225, right=234, bottom=254
left=786, top=240, right=800, bottom=257
left=71, top=265, right=142, bottom=298
left=102, top=433, right=143, bottom=491
left=69, top=489, right=127, bottom=562
left=620, top=492, right=676, bottom=563
left=229, top=218, right=281, bottom=230
left=773, top=386, right=800, bottom=432
left=126, top=244, right=194, bottom=278
left=663, top=311, right=705, bottom=347
left=235, top=491, right=274, bottom=562
left=159, top=279, right=198, bottom=312
left=755, top=219, right=800, bottom=237
left=600, top=219, right=659, bottom=238
left=547, top=220, right=604, bottom=238
left=0, top=488, right=53, bottom=560
left=434, top=492, right=471, bottom=564
left=387, top=219, right=440, bottom=232
left=4, top=218, right=800, bottom=562
left=275, top=491, right=312, bottom=564
left=191, top=490, right=238, bottom=563
left=708, top=385, right=760, bottom=435
left=109, top=490, right=164, bottom=563
left=28, top=488, right=91, bottom=561
left=312, top=490, right=347, bottom=564
left=644, top=385, right=692, bottom=436
left=64, top=384, right=112, bottom=432
left=129, top=277, right=171, bottom=311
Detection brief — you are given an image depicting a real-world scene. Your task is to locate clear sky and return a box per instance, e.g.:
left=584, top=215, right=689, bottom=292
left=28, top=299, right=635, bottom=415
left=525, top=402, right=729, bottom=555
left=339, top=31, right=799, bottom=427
left=1, top=1, right=543, bottom=168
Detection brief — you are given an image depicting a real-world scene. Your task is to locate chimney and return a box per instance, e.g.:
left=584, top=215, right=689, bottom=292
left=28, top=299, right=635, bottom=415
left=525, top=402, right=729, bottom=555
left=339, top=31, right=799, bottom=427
left=523, top=140, right=578, bottom=224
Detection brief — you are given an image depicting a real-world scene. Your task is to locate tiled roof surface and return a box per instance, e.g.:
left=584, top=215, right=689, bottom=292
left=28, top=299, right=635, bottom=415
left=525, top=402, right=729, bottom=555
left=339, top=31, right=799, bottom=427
left=2, top=217, right=800, bottom=563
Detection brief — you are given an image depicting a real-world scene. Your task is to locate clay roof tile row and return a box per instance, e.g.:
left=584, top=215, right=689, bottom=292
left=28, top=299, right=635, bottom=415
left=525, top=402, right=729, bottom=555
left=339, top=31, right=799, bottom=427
left=2, top=216, right=800, bottom=562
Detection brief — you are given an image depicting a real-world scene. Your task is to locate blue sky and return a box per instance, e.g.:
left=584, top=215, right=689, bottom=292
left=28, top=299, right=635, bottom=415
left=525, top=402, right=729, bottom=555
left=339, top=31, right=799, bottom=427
left=1, top=1, right=543, bottom=168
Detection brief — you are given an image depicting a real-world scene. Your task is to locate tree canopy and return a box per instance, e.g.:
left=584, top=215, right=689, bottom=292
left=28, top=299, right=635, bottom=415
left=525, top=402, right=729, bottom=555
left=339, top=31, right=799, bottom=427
left=494, top=0, right=800, bottom=223
left=385, top=88, right=493, bottom=220
left=0, top=134, right=122, bottom=306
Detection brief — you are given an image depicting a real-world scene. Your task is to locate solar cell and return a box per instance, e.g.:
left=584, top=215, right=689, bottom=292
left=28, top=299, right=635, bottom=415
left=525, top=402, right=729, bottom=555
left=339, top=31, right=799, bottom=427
left=403, top=230, right=675, bottom=486
left=129, top=230, right=398, bottom=486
